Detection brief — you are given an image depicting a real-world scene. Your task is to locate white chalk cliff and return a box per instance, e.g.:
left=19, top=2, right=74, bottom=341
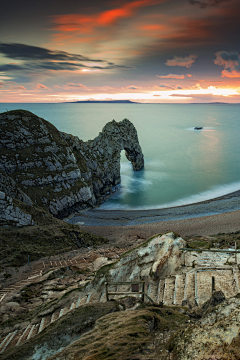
left=0, top=110, right=144, bottom=224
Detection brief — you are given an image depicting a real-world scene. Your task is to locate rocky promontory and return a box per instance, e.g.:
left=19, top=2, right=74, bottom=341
left=0, top=110, right=144, bottom=223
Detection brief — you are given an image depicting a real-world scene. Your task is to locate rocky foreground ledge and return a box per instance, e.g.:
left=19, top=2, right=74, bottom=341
left=0, top=110, right=144, bottom=225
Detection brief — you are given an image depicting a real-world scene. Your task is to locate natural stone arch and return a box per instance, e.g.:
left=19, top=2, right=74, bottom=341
left=85, top=118, right=144, bottom=199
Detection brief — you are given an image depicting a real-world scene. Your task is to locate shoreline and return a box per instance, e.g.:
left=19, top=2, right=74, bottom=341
left=68, top=189, right=240, bottom=227
left=78, top=210, right=240, bottom=242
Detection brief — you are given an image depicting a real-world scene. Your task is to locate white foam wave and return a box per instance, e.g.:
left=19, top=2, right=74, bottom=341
left=120, top=175, right=153, bottom=194
left=120, top=162, right=132, bottom=172
left=158, top=181, right=240, bottom=208
left=100, top=181, right=240, bottom=210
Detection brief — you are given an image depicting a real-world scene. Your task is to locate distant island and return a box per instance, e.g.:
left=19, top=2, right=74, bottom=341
left=66, top=100, right=137, bottom=104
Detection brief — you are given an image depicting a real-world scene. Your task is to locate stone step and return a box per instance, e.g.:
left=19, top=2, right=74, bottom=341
left=195, top=271, right=212, bottom=306
left=156, top=279, right=165, bottom=304
left=186, top=252, right=236, bottom=268
left=26, top=325, right=35, bottom=341
left=38, top=314, right=52, bottom=333
left=174, top=274, right=186, bottom=306
left=27, top=324, right=39, bottom=340
left=0, top=330, right=18, bottom=354
left=50, top=309, right=61, bottom=324
left=163, top=277, right=176, bottom=305
left=58, top=308, right=66, bottom=319
left=146, top=282, right=158, bottom=304
left=196, top=269, right=238, bottom=306
left=88, top=289, right=106, bottom=304
left=76, top=295, right=87, bottom=307
left=86, top=291, right=96, bottom=304
left=16, top=324, right=31, bottom=346
left=6, top=329, right=22, bottom=349
left=38, top=317, right=46, bottom=334
left=184, top=270, right=196, bottom=302
left=233, top=268, right=240, bottom=293
left=61, top=304, right=72, bottom=317
left=70, top=301, right=76, bottom=311
left=0, top=333, right=12, bottom=352
left=99, top=289, right=106, bottom=302
left=0, top=294, right=6, bottom=302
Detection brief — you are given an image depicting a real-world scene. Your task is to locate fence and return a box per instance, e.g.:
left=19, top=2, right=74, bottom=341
left=105, top=281, right=154, bottom=303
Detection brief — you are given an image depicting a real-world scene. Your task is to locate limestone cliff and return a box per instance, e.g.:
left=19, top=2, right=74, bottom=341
left=0, top=190, right=34, bottom=227
left=0, top=109, right=144, bottom=222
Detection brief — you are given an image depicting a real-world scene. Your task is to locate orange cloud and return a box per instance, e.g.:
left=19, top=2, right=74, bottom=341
left=214, top=51, right=240, bottom=77
left=35, top=84, right=51, bottom=90
left=66, top=83, right=87, bottom=88
left=157, top=74, right=185, bottom=79
left=221, top=70, right=240, bottom=77
left=52, top=0, right=167, bottom=37
left=98, top=0, right=167, bottom=25
left=141, top=24, right=167, bottom=31
left=12, top=85, right=26, bottom=90
left=98, top=8, right=131, bottom=25
left=53, top=14, right=93, bottom=34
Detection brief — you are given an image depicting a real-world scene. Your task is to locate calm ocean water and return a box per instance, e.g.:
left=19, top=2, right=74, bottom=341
left=1, top=102, right=240, bottom=210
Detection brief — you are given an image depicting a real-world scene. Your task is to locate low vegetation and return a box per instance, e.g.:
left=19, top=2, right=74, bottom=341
left=0, top=201, right=107, bottom=268
left=1, top=300, right=189, bottom=360
left=185, top=231, right=240, bottom=250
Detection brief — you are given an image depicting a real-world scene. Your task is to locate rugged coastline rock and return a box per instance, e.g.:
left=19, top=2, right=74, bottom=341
left=0, top=109, right=144, bottom=223
left=0, top=190, right=34, bottom=227
left=2, top=232, right=240, bottom=359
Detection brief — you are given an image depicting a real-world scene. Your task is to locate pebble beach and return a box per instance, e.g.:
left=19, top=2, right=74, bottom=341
left=70, top=190, right=240, bottom=240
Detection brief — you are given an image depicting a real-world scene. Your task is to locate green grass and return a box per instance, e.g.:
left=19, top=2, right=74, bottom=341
left=0, top=201, right=108, bottom=268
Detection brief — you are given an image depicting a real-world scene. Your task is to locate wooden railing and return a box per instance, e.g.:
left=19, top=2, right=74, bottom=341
left=180, top=243, right=239, bottom=265
left=105, top=281, right=154, bottom=303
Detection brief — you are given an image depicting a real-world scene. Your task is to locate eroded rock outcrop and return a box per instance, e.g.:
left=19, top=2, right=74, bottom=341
left=0, top=110, right=144, bottom=220
left=172, top=295, right=240, bottom=359
left=0, top=190, right=34, bottom=227
left=61, top=118, right=144, bottom=201
left=93, top=232, right=185, bottom=283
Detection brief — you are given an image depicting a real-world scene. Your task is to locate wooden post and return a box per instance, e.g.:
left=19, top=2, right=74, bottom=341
left=212, top=277, right=215, bottom=293
left=235, top=241, right=237, bottom=264
left=141, top=282, right=145, bottom=302
left=105, top=282, right=109, bottom=301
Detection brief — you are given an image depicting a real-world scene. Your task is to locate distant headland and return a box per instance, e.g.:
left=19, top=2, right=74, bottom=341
left=66, top=100, right=137, bottom=104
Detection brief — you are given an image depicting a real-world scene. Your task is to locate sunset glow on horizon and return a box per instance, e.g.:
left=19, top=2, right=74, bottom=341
left=1, top=0, right=240, bottom=103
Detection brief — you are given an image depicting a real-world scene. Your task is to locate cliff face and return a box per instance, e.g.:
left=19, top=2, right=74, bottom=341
left=64, top=118, right=144, bottom=201
left=0, top=110, right=144, bottom=222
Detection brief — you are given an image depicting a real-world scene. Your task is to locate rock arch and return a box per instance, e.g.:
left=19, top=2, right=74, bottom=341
left=85, top=118, right=144, bottom=199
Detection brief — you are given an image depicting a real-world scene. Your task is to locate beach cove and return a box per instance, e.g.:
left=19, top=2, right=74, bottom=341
left=69, top=190, right=240, bottom=241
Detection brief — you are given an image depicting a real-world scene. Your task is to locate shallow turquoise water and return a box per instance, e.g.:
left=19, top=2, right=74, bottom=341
left=1, top=103, right=240, bottom=209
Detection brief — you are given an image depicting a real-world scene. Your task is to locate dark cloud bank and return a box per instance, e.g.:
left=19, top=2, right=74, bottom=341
left=0, top=43, right=132, bottom=72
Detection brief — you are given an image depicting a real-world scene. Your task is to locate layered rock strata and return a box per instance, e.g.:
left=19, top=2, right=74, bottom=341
left=0, top=191, right=34, bottom=227
left=0, top=110, right=144, bottom=222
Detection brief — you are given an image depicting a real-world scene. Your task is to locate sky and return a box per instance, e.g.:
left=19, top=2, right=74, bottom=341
left=1, top=0, right=240, bottom=103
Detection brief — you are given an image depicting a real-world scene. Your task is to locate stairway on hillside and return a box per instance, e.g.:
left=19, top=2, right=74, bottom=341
left=1, top=266, right=240, bottom=355
left=185, top=251, right=236, bottom=268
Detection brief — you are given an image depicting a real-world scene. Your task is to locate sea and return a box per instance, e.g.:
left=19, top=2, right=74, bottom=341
left=1, top=102, right=240, bottom=210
